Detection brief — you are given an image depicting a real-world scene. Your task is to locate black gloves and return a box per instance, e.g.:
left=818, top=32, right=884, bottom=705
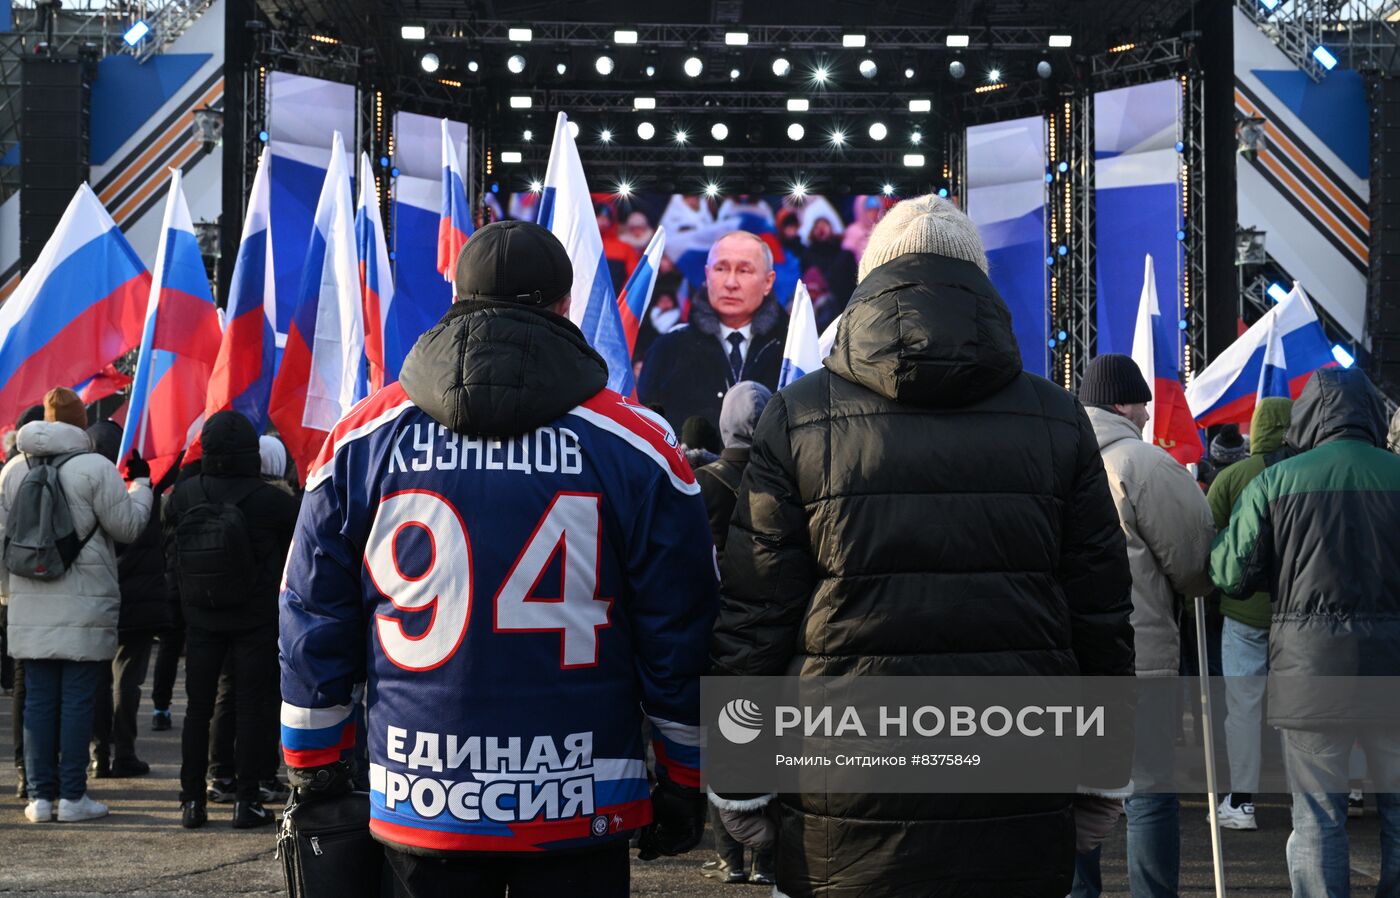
left=636, top=779, right=706, bottom=860
left=124, top=450, right=150, bottom=482
left=287, top=760, right=353, bottom=802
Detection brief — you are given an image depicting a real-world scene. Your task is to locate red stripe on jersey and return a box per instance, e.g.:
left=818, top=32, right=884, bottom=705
left=369, top=798, right=653, bottom=852
left=580, top=390, right=695, bottom=486
left=307, top=381, right=412, bottom=479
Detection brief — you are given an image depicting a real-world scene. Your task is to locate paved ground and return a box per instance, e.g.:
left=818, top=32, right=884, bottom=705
left=0, top=682, right=1389, bottom=896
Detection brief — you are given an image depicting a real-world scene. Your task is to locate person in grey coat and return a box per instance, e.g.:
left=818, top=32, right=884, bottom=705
left=0, top=388, right=152, bottom=823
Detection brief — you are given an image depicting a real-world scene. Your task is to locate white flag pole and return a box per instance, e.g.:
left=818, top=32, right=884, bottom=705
left=1195, top=594, right=1227, bottom=898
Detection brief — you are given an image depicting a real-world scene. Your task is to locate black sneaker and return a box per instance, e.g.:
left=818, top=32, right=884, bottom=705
left=259, top=778, right=290, bottom=803
left=110, top=757, right=151, bottom=777
left=152, top=709, right=172, bottom=731
left=181, top=800, right=207, bottom=829
left=233, top=800, right=275, bottom=829
left=207, top=778, right=237, bottom=804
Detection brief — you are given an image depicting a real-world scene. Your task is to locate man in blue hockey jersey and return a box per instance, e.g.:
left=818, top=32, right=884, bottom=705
left=279, top=220, right=718, bottom=896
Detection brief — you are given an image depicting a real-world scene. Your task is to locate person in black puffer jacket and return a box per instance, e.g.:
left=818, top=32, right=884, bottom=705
left=163, top=411, right=298, bottom=829
left=87, top=420, right=175, bottom=778
left=709, top=195, right=1135, bottom=898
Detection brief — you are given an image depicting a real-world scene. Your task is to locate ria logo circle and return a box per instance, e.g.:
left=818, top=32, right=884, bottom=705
left=718, top=699, right=764, bottom=744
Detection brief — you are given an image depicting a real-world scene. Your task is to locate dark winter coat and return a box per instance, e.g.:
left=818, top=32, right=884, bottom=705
left=637, top=288, right=787, bottom=431
left=710, top=252, right=1135, bottom=898
left=1212, top=367, right=1400, bottom=728
left=163, top=412, right=299, bottom=632
left=696, top=449, right=747, bottom=555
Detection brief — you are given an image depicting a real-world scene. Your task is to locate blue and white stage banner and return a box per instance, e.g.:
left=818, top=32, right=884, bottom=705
left=966, top=116, right=1047, bottom=377
left=389, top=112, right=468, bottom=377
left=1094, top=80, right=1181, bottom=358
left=265, top=72, right=356, bottom=355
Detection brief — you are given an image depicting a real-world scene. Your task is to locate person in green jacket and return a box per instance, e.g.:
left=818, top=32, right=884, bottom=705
left=1210, top=368, right=1400, bottom=897
left=1205, top=396, right=1292, bottom=832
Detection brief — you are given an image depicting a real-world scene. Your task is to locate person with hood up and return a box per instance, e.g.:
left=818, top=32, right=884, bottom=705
left=279, top=220, right=717, bottom=895
left=1204, top=397, right=1292, bottom=831
left=1212, top=368, right=1400, bottom=896
left=638, top=230, right=788, bottom=431
left=164, top=410, right=298, bottom=830
left=0, top=388, right=152, bottom=823
left=1074, top=354, right=1216, bottom=898
left=709, top=195, right=1135, bottom=898
left=86, top=420, right=174, bottom=780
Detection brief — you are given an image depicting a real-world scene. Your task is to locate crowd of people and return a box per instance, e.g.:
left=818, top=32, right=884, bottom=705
left=2, top=193, right=1400, bottom=898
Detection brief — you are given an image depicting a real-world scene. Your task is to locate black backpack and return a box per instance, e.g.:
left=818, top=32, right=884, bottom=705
left=2, top=452, right=95, bottom=581
left=173, top=476, right=261, bottom=610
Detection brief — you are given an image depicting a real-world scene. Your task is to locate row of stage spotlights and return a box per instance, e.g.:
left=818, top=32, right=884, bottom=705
left=420, top=50, right=1045, bottom=83
left=513, top=119, right=924, bottom=146
left=511, top=178, right=950, bottom=203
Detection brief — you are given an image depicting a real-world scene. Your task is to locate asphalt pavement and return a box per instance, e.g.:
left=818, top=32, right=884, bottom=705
left=0, top=678, right=1388, bottom=896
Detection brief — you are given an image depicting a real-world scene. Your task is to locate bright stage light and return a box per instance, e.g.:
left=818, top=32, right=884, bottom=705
left=829, top=129, right=846, bottom=147
left=122, top=20, right=150, bottom=45
left=789, top=180, right=808, bottom=200
left=421, top=52, right=440, bottom=73
left=787, top=98, right=809, bottom=112
left=645, top=65, right=657, bottom=77
left=987, top=68, right=1002, bottom=82
left=704, top=182, right=720, bottom=198
left=637, top=122, right=655, bottom=140
left=946, top=34, right=970, bottom=48
left=869, top=122, right=887, bottom=141
left=882, top=183, right=895, bottom=196
left=508, top=27, right=532, bottom=42
left=949, top=60, right=966, bottom=79
left=529, top=179, right=543, bottom=193
left=842, top=34, right=866, bottom=48
left=555, top=62, right=567, bottom=75
left=617, top=180, right=633, bottom=198
left=467, top=60, right=480, bottom=72
left=909, top=99, right=931, bottom=113
left=507, top=54, right=526, bottom=74
left=703, top=155, right=724, bottom=167
left=1313, top=45, right=1338, bottom=70
left=400, top=25, right=426, bottom=40
left=859, top=59, right=877, bottom=79
left=711, top=122, right=729, bottom=140
left=523, top=129, right=533, bottom=141
left=787, top=123, right=805, bottom=140
left=635, top=96, right=656, bottom=110
left=730, top=68, right=740, bottom=80
left=1037, top=60, right=1052, bottom=79
left=508, top=95, right=531, bottom=108
left=904, top=154, right=925, bottom=167
left=812, top=65, right=829, bottom=84
left=684, top=56, right=704, bottom=77
left=904, top=67, right=915, bottom=79
left=910, top=130, right=922, bottom=145
left=614, top=30, right=638, bottom=44
left=1048, top=34, right=1072, bottom=48
left=1267, top=282, right=1289, bottom=303
left=567, top=121, right=580, bottom=138
left=501, top=151, right=522, bottom=163
left=674, top=129, right=689, bottom=143
left=600, top=129, right=613, bottom=143
left=595, top=55, right=615, bottom=75
left=726, top=32, right=749, bottom=46
left=772, top=57, right=791, bottom=77
left=1332, top=344, right=1356, bottom=367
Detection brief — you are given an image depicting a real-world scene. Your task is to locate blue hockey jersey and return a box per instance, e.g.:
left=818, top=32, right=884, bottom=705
left=279, top=377, right=717, bottom=854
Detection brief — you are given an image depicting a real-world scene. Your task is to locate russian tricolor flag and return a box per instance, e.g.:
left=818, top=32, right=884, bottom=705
left=1130, top=254, right=1202, bottom=465
left=74, top=364, right=133, bottom=405
left=270, top=131, right=366, bottom=475
left=779, top=279, right=822, bottom=389
left=538, top=112, right=635, bottom=397
left=356, top=152, right=394, bottom=391
left=436, top=118, right=473, bottom=281
left=204, top=146, right=277, bottom=435
left=616, top=226, right=665, bottom=356
left=118, top=170, right=223, bottom=482
left=1187, top=282, right=1335, bottom=429
left=0, top=184, right=148, bottom=429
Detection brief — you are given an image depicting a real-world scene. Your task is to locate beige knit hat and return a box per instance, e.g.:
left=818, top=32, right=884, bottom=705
left=856, top=193, right=989, bottom=283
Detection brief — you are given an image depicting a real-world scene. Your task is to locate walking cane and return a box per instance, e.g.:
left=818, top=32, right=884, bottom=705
left=1194, top=595, right=1227, bottom=898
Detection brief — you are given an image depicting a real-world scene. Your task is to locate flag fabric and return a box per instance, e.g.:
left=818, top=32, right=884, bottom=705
left=1130, top=254, right=1202, bottom=465
left=818, top=313, right=842, bottom=359
left=779, top=280, right=822, bottom=389
left=537, top=112, right=635, bottom=396
left=0, top=183, right=148, bottom=429
left=617, top=226, right=665, bottom=355
left=204, top=146, right=277, bottom=436
left=356, top=152, right=394, bottom=391
left=74, top=365, right=133, bottom=405
left=436, top=118, right=473, bottom=281
left=118, top=169, right=223, bottom=483
left=270, top=131, right=366, bottom=475
left=1186, top=282, right=1335, bottom=429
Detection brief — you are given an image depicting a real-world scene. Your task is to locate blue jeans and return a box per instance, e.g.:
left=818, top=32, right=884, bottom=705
left=23, top=659, right=103, bottom=801
left=1221, top=617, right=1269, bottom=795
left=1283, top=729, right=1400, bottom=897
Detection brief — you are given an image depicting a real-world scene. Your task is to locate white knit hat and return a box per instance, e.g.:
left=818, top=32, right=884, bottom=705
left=856, top=193, right=989, bottom=282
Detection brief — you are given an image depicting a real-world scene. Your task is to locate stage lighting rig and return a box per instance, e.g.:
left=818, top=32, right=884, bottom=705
left=772, top=57, right=791, bottom=77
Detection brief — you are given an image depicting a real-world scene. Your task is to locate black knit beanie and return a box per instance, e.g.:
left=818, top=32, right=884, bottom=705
left=1078, top=354, right=1152, bottom=407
